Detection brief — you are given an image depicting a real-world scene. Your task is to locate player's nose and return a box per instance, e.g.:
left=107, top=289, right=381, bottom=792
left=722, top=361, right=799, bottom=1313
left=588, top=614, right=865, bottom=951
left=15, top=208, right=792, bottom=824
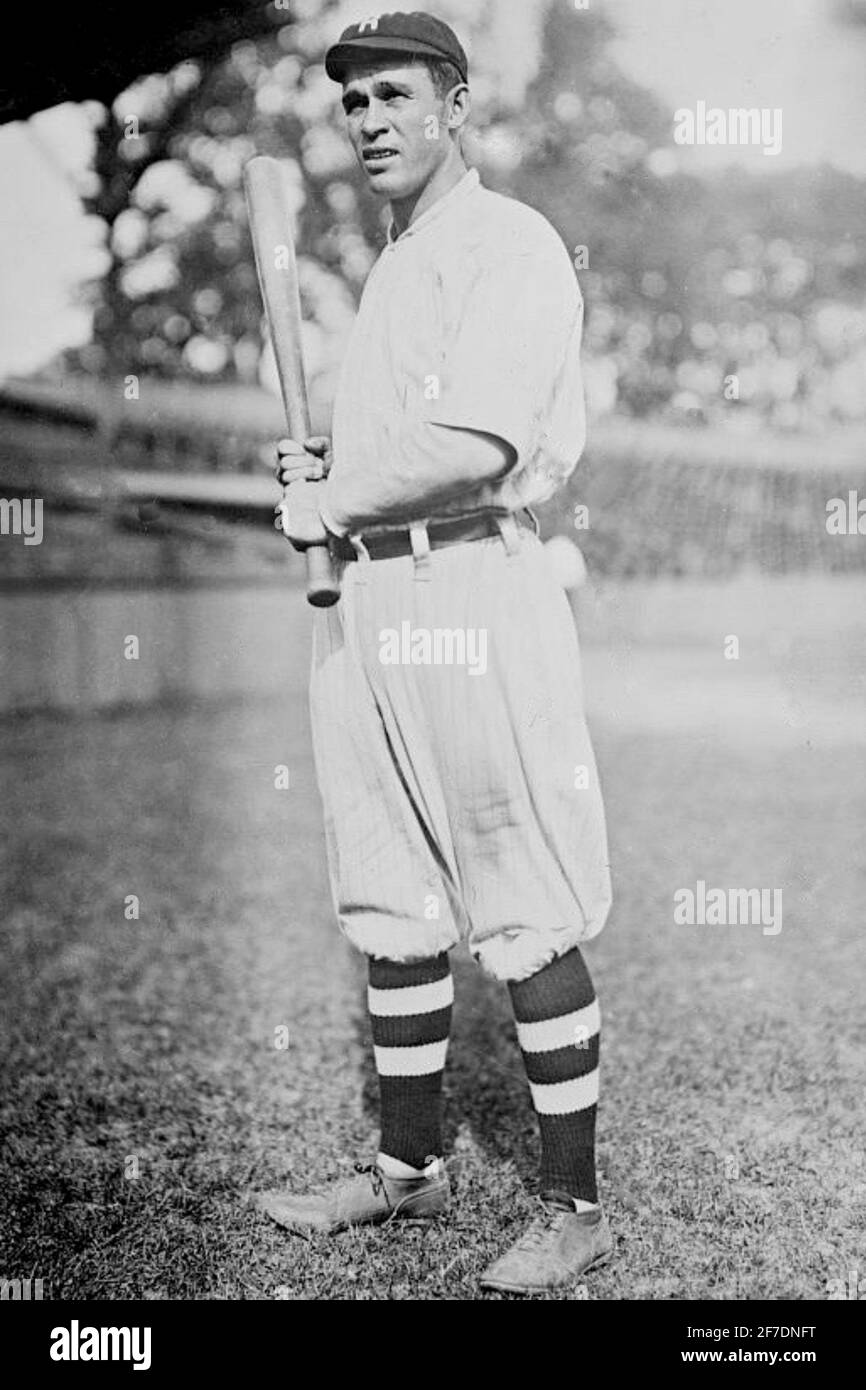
left=360, top=100, right=389, bottom=136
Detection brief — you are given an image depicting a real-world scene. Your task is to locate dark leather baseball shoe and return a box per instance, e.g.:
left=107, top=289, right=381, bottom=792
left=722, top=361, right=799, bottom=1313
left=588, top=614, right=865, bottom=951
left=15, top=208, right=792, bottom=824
left=480, top=1191, right=613, bottom=1294
left=253, top=1156, right=450, bottom=1235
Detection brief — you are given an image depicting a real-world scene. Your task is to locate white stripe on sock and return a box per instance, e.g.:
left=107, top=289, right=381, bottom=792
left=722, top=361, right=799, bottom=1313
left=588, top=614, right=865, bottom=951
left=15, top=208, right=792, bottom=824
left=516, top=999, right=600, bottom=1054
left=529, top=1070, right=599, bottom=1115
left=374, top=1040, right=449, bottom=1077
left=368, top=975, right=454, bottom=1018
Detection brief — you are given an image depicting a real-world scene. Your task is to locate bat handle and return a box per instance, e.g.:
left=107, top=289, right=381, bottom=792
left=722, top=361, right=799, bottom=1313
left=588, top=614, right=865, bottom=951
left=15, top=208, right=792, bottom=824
left=304, top=540, right=341, bottom=607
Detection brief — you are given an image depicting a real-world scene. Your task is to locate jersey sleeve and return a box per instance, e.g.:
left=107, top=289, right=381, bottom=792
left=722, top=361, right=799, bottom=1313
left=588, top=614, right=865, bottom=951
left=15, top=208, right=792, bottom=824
left=425, top=228, right=586, bottom=477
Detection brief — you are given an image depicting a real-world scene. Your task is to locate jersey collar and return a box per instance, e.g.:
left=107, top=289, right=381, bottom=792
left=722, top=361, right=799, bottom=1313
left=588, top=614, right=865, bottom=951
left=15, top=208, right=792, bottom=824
left=386, top=167, right=480, bottom=246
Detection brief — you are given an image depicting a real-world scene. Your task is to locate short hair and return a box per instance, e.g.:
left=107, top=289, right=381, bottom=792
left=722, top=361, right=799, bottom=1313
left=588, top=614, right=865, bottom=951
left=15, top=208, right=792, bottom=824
left=341, top=55, right=466, bottom=102
left=416, top=56, right=466, bottom=100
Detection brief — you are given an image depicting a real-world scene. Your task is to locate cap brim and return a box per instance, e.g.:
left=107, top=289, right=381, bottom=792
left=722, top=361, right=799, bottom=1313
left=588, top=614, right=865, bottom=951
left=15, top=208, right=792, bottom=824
left=325, top=37, right=465, bottom=83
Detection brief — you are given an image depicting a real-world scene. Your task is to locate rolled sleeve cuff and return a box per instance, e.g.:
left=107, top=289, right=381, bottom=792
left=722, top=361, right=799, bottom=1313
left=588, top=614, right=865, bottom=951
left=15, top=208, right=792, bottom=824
left=318, top=489, right=351, bottom=540
left=426, top=385, right=535, bottom=466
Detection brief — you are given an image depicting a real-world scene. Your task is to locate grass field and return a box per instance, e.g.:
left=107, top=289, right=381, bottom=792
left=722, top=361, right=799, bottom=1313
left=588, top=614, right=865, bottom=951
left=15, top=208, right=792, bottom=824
left=1, top=631, right=863, bottom=1302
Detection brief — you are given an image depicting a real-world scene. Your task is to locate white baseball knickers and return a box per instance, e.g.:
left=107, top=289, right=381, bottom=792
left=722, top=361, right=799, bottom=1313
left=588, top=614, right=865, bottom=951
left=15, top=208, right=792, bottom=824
left=309, top=521, right=612, bottom=984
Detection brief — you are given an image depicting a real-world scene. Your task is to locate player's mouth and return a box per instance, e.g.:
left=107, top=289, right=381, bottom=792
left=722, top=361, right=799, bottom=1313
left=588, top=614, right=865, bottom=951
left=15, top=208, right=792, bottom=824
left=362, top=147, right=399, bottom=170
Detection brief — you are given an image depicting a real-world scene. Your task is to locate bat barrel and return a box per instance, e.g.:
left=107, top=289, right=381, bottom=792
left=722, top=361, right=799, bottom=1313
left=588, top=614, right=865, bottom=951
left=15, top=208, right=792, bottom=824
left=244, top=156, right=340, bottom=607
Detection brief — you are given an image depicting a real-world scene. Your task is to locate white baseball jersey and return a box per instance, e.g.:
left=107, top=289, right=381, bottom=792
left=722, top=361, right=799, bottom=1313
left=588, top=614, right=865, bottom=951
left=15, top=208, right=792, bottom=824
left=321, top=167, right=587, bottom=537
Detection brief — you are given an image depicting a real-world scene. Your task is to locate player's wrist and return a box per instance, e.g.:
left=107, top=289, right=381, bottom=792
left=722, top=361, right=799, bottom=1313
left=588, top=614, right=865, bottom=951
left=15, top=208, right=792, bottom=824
left=318, top=497, right=350, bottom=540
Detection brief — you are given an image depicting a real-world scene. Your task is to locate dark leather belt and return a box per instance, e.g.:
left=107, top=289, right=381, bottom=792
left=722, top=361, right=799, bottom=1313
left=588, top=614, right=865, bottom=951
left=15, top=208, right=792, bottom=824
left=333, top=510, right=532, bottom=562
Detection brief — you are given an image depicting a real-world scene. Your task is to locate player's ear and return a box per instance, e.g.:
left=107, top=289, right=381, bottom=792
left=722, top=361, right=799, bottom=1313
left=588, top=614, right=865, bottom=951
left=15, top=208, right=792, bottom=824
left=446, top=82, right=470, bottom=134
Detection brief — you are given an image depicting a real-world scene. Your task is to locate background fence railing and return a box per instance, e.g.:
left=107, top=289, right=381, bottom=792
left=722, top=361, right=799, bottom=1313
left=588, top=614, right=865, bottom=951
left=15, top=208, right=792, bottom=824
left=2, top=376, right=865, bottom=589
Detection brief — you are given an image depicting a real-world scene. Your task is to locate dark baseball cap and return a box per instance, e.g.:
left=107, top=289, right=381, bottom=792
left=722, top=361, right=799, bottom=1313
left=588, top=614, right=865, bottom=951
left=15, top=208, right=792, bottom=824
left=325, top=11, right=468, bottom=85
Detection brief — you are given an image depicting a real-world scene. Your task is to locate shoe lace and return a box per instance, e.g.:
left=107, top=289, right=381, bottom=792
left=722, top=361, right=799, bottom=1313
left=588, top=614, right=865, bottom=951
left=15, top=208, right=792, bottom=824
left=513, top=1202, right=571, bottom=1253
left=353, top=1161, right=386, bottom=1200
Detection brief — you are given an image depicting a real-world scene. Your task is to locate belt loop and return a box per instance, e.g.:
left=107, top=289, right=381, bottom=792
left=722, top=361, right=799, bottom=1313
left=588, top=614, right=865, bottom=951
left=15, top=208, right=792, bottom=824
left=409, top=521, right=432, bottom=581
left=523, top=506, right=540, bottom=537
left=349, top=531, right=370, bottom=583
left=495, top=513, right=521, bottom=557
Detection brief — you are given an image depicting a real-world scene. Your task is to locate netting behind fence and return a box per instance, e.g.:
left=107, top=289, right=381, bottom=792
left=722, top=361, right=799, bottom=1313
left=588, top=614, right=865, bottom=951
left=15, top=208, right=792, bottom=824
left=539, top=424, right=866, bottom=578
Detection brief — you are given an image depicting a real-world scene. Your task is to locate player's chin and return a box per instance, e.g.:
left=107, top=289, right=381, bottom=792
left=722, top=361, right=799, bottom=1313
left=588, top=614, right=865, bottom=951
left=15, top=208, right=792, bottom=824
left=362, top=158, right=423, bottom=198
left=362, top=164, right=404, bottom=195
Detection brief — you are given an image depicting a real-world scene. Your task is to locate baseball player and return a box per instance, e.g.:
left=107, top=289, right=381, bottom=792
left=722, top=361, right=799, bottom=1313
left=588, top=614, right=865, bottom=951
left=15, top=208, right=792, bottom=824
left=255, top=11, right=613, bottom=1295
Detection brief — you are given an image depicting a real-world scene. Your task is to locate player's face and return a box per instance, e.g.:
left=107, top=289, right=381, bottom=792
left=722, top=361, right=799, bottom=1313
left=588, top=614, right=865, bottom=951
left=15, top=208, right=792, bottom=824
left=341, top=63, right=455, bottom=202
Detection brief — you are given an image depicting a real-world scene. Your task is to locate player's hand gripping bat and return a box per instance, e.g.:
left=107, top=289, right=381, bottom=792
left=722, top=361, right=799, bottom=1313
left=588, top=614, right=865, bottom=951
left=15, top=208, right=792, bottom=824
left=243, top=155, right=340, bottom=608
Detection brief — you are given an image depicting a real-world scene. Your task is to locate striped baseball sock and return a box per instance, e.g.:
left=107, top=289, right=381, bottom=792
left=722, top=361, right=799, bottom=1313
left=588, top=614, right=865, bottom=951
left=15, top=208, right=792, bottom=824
left=368, top=953, right=453, bottom=1172
left=508, top=946, right=600, bottom=1205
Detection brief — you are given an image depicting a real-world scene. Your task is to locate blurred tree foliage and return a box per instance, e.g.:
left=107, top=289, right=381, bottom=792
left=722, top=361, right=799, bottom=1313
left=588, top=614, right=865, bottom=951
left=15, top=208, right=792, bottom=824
left=69, top=0, right=866, bottom=431
left=511, top=4, right=866, bottom=428
left=74, top=1, right=370, bottom=386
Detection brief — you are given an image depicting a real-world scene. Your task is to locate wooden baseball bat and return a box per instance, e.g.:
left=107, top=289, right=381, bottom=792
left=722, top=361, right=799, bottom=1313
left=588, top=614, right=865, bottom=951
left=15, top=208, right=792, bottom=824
left=243, top=155, right=340, bottom=607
